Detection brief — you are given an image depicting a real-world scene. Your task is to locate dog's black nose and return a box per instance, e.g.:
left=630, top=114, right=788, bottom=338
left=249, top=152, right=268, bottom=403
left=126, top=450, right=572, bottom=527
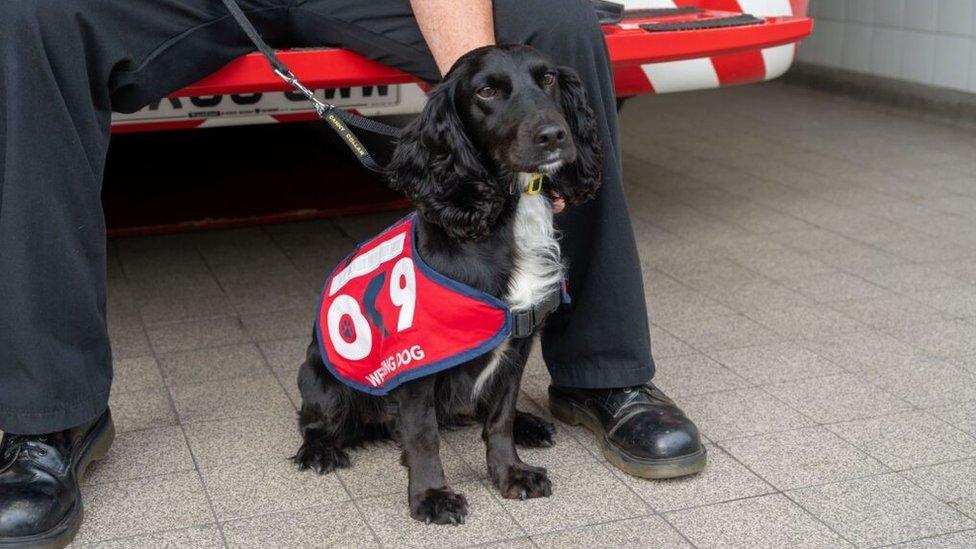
left=535, top=125, right=566, bottom=149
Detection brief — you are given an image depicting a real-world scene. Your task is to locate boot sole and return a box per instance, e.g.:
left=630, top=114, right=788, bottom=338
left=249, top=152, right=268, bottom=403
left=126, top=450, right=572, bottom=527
left=549, top=395, right=706, bottom=479
left=0, top=412, right=115, bottom=549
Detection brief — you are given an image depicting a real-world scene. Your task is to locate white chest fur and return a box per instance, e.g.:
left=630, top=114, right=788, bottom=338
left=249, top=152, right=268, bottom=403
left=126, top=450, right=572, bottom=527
left=506, top=179, right=564, bottom=311
left=472, top=173, right=564, bottom=399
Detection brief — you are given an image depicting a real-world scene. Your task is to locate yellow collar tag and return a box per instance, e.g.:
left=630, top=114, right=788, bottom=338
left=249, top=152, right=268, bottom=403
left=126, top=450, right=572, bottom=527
left=526, top=173, right=545, bottom=195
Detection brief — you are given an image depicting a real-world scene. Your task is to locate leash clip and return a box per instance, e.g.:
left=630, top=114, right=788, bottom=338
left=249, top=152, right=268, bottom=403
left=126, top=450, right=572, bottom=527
left=274, top=68, right=333, bottom=116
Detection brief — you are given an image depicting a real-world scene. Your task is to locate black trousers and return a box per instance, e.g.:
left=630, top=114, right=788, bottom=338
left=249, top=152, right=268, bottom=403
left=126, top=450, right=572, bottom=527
left=0, top=0, right=653, bottom=434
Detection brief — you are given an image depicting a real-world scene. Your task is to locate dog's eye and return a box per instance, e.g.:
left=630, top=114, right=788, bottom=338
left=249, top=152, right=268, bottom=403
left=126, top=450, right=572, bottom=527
left=542, top=72, right=556, bottom=87
left=476, top=86, right=497, bottom=99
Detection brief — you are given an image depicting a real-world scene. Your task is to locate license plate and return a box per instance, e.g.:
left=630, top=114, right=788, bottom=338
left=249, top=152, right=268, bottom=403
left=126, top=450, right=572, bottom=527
left=113, top=84, right=424, bottom=126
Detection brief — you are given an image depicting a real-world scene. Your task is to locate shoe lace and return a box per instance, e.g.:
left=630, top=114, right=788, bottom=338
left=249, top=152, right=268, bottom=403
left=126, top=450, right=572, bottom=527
left=1, top=434, right=49, bottom=461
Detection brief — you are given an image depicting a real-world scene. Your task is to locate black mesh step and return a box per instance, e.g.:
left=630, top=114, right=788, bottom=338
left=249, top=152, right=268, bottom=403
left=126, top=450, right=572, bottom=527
left=625, top=7, right=702, bottom=18
left=640, top=13, right=764, bottom=32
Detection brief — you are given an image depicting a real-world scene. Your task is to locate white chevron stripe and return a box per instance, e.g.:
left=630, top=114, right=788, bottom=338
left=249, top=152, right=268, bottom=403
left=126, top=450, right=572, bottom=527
left=737, top=0, right=793, bottom=16
left=641, top=57, right=721, bottom=94
left=617, top=0, right=677, bottom=8
left=761, top=43, right=796, bottom=80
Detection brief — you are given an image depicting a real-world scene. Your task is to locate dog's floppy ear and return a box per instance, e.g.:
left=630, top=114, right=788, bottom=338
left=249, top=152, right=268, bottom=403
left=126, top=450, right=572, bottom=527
left=387, top=75, right=505, bottom=241
left=555, top=65, right=602, bottom=205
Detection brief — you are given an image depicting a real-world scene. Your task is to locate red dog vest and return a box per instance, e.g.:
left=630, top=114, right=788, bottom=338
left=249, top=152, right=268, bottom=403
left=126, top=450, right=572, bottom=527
left=316, top=214, right=511, bottom=395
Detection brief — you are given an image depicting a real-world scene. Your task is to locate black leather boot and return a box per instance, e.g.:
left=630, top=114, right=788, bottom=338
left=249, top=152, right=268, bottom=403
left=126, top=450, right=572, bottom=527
left=549, top=384, right=705, bottom=479
left=0, top=410, right=114, bottom=548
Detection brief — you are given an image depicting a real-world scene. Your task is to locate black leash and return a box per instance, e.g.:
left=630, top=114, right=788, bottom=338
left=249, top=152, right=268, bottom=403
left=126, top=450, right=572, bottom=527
left=220, top=0, right=401, bottom=173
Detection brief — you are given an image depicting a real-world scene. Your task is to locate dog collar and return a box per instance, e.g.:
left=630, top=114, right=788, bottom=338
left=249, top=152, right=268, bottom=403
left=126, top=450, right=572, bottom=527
left=511, top=173, right=546, bottom=195
left=525, top=173, right=545, bottom=195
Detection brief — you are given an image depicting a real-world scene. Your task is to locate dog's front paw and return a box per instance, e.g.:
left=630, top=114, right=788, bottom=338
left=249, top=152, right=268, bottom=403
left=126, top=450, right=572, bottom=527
left=494, top=463, right=552, bottom=500
left=291, top=442, right=350, bottom=474
left=411, top=488, right=469, bottom=525
left=514, top=411, right=556, bottom=448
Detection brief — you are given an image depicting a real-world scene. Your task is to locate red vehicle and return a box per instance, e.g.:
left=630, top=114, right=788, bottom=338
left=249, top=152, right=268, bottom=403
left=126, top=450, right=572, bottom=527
left=111, top=1, right=812, bottom=134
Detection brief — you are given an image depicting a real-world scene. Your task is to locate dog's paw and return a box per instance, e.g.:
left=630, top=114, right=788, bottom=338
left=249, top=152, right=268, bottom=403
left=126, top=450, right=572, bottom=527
left=494, top=463, right=552, bottom=500
left=513, top=412, right=556, bottom=448
left=291, top=442, right=350, bottom=474
left=411, top=488, right=469, bottom=525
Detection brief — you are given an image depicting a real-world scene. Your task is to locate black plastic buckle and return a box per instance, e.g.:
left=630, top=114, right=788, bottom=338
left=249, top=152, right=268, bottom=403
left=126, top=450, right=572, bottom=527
left=511, top=309, right=536, bottom=339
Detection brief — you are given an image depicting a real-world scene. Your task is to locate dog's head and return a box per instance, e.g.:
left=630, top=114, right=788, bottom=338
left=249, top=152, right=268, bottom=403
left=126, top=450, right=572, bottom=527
left=387, top=45, right=602, bottom=241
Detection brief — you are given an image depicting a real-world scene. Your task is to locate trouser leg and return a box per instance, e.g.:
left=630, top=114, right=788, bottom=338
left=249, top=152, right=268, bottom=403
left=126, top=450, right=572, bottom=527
left=294, top=0, right=654, bottom=389
left=0, top=0, right=287, bottom=434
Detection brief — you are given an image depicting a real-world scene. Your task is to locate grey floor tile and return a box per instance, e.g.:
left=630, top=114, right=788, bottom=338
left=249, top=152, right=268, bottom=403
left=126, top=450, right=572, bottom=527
left=788, top=473, right=974, bottom=548
left=108, top=387, right=178, bottom=434
left=652, top=354, right=752, bottom=397
left=721, top=426, right=887, bottom=490
left=741, top=249, right=837, bottom=281
left=74, top=471, right=215, bottom=544
left=747, top=305, right=866, bottom=340
left=496, top=462, right=648, bottom=535
left=128, top=273, right=224, bottom=303
left=666, top=494, right=851, bottom=549
left=708, top=342, right=844, bottom=384
left=108, top=323, right=153, bottom=359
left=338, top=439, right=478, bottom=499
left=783, top=272, right=891, bottom=303
left=643, top=269, right=690, bottom=296
left=903, top=459, right=976, bottom=520
left=661, top=314, right=784, bottom=352
left=763, top=373, right=913, bottom=424
left=111, top=356, right=164, bottom=395
left=239, top=308, right=313, bottom=342
left=827, top=296, right=952, bottom=332
left=649, top=327, right=698, bottom=358
left=84, top=426, right=194, bottom=485
left=221, top=501, right=377, bottom=548
left=797, top=331, right=919, bottom=377
left=615, top=444, right=772, bottom=512
left=146, top=316, right=249, bottom=354
left=905, top=285, right=976, bottom=319
left=200, top=457, right=348, bottom=521
left=929, top=400, right=976, bottom=438
left=679, top=387, right=814, bottom=441
left=531, top=515, right=691, bottom=548
left=258, top=337, right=308, bottom=371
left=75, top=525, right=224, bottom=548
left=273, top=367, right=302, bottom=409
left=226, top=285, right=315, bottom=316
left=867, top=356, right=976, bottom=409
left=949, top=353, right=976, bottom=375
left=889, top=529, right=976, bottom=548
left=825, top=411, right=976, bottom=470
left=360, top=480, right=523, bottom=549
left=182, top=413, right=301, bottom=469
left=120, top=250, right=212, bottom=281
left=169, top=374, right=293, bottom=423
left=897, top=320, right=976, bottom=360
left=847, top=264, right=966, bottom=294
left=139, top=293, right=236, bottom=326
left=766, top=228, right=857, bottom=251
left=710, top=279, right=816, bottom=314
left=875, top=235, right=974, bottom=263
left=929, top=257, right=976, bottom=286
left=804, top=244, right=904, bottom=272
left=158, top=343, right=270, bottom=387
left=647, top=290, right=738, bottom=326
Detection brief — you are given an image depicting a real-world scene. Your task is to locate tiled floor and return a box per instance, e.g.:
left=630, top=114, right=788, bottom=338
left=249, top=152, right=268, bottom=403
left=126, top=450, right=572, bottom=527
left=68, top=81, right=976, bottom=547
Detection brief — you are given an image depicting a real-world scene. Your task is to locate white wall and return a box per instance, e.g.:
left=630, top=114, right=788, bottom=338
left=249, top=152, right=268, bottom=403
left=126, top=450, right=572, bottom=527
left=798, top=0, right=976, bottom=93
